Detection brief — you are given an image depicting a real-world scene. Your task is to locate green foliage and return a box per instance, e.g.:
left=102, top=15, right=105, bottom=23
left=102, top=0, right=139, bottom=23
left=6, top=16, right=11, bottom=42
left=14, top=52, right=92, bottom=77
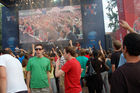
left=106, top=0, right=119, bottom=32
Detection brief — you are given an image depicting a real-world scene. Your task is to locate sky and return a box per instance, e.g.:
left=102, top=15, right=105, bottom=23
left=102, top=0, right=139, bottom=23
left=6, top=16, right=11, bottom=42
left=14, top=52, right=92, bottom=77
left=102, top=0, right=113, bottom=32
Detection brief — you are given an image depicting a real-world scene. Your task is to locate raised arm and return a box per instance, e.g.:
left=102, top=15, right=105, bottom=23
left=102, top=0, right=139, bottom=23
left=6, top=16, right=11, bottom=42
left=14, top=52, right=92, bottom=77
left=52, top=48, right=59, bottom=58
left=119, top=20, right=136, bottom=33
left=69, top=40, right=73, bottom=47
left=32, top=44, right=35, bottom=56
left=20, top=49, right=27, bottom=53
left=98, top=40, right=105, bottom=58
left=88, top=47, right=92, bottom=54
left=59, top=49, right=63, bottom=56
left=55, top=59, right=64, bottom=77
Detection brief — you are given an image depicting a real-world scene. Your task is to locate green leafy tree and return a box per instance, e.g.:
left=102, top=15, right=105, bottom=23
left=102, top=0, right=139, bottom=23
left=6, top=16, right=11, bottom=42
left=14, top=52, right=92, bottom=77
left=106, top=0, right=119, bottom=32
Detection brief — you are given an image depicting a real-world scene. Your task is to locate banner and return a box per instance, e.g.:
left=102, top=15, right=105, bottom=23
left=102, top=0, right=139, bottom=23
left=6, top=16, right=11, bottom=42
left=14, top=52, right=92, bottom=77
left=116, top=0, right=140, bottom=41
left=81, top=0, right=105, bottom=49
left=2, top=7, right=19, bottom=51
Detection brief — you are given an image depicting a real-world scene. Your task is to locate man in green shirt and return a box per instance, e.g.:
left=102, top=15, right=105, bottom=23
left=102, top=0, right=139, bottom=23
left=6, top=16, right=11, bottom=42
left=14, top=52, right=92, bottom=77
left=26, top=44, right=51, bottom=93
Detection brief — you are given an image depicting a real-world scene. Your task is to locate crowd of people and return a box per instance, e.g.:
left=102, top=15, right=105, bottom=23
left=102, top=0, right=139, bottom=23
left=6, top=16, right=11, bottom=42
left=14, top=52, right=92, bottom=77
left=0, top=20, right=140, bottom=93
left=19, top=6, right=82, bottom=43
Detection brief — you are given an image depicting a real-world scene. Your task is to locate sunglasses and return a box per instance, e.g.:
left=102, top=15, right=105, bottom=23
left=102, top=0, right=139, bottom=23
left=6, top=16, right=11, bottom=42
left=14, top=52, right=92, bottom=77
left=35, top=48, right=43, bottom=51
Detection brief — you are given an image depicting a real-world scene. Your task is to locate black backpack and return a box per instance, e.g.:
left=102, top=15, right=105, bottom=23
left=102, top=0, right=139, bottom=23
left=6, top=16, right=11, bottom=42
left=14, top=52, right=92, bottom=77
left=85, top=60, right=97, bottom=78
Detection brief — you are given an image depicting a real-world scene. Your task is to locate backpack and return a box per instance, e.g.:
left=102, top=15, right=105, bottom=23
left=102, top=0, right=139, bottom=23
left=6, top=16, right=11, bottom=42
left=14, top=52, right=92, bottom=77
left=85, top=60, right=97, bottom=78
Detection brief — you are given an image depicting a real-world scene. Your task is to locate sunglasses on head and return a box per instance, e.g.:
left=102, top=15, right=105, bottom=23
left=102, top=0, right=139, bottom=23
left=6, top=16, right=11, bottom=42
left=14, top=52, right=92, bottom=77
left=35, top=48, right=43, bottom=51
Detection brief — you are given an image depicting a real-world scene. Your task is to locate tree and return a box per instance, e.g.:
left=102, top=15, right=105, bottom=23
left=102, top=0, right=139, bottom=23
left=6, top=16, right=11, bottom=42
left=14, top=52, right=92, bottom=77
left=106, top=0, right=119, bottom=32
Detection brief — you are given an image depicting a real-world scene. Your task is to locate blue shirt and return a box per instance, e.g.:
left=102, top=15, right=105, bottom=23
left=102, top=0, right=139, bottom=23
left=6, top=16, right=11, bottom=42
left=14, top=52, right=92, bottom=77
left=18, top=56, right=25, bottom=63
left=118, top=53, right=126, bottom=67
left=106, top=58, right=112, bottom=73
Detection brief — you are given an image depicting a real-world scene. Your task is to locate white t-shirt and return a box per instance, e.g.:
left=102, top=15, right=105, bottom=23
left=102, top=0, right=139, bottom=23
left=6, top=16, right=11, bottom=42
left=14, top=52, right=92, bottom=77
left=0, top=54, right=27, bottom=93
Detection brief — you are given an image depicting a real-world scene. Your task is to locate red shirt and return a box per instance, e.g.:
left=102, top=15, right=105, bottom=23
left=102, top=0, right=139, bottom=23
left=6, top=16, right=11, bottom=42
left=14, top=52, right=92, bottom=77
left=54, top=56, right=58, bottom=62
left=85, top=55, right=90, bottom=59
left=61, top=58, right=82, bottom=93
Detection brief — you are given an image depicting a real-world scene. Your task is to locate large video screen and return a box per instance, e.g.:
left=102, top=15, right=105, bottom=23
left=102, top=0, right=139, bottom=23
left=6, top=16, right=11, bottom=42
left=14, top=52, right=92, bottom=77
left=19, top=5, right=83, bottom=43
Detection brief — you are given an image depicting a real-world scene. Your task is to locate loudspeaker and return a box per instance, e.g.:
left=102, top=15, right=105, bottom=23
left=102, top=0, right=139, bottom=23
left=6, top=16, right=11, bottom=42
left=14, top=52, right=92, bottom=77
left=105, top=34, right=112, bottom=51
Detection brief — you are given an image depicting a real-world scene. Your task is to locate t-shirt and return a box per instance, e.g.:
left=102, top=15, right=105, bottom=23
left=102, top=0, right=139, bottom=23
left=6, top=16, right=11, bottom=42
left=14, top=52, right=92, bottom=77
left=85, top=55, right=90, bottom=59
left=111, top=61, right=140, bottom=93
left=26, top=56, right=51, bottom=88
left=18, top=56, right=25, bottom=63
left=106, top=58, right=112, bottom=73
left=111, top=51, right=122, bottom=69
left=61, top=58, right=82, bottom=93
left=118, top=53, right=126, bottom=67
left=76, top=56, right=88, bottom=77
left=0, top=54, right=27, bottom=93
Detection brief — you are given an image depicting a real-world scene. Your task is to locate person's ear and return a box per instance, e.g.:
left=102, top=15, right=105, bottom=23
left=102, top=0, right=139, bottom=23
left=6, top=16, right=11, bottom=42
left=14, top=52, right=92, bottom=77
left=123, top=46, right=127, bottom=54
